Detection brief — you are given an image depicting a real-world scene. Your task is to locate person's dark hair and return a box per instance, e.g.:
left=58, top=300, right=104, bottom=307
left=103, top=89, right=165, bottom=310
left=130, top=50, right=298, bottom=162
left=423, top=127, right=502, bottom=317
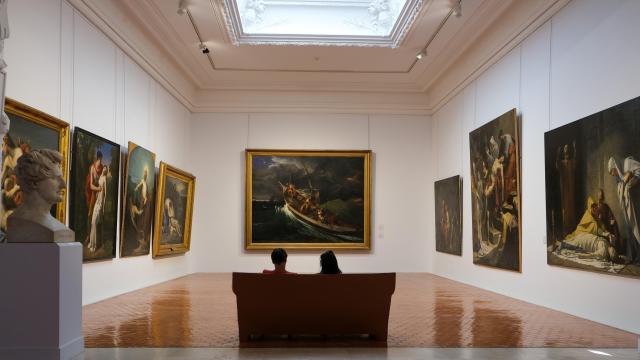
left=320, top=250, right=341, bottom=274
left=96, top=150, right=103, bottom=160
left=271, top=248, right=287, bottom=265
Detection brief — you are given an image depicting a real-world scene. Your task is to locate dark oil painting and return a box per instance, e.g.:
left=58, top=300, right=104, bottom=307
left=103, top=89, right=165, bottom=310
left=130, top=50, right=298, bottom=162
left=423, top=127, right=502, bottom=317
left=469, top=109, right=521, bottom=272
left=1, top=98, right=69, bottom=233
left=545, top=96, right=640, bottom=278
left=435, top=175, right=462, bottom=256
left=120, top=142, right=156, bottom=257
left=245, top=150, right=371, bottom=250
left=69, top=128, right=120, bottom=262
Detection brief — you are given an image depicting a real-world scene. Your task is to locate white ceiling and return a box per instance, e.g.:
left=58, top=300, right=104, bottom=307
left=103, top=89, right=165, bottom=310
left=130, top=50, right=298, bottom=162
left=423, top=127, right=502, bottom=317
left=69, top=0, right=569, bottom=113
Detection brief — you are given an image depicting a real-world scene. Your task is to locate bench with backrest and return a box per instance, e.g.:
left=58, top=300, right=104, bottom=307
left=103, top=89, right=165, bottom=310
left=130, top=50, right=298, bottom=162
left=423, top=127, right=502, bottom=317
left=232, top=272, right=396, bottom=342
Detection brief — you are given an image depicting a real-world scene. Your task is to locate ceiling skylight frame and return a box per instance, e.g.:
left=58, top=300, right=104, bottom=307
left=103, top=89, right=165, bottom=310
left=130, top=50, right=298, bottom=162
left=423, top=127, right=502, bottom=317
left=220, top=0, right=424, bottom=47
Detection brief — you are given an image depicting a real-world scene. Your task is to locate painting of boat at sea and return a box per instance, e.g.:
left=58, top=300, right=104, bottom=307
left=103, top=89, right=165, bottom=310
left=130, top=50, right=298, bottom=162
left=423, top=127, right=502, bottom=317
left=245, top=149, right=371, bottom=250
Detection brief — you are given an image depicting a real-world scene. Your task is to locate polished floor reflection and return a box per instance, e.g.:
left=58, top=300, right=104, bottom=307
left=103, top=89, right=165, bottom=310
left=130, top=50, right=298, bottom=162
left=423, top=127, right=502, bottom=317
left=76, top=348, right=640, bottom=360
left=83, top=273, right=638, bottom=348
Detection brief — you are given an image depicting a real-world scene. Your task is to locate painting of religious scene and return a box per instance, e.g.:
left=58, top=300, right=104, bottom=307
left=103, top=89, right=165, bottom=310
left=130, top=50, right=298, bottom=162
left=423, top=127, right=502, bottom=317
left=545, top=96, right=640, bottom=278
left=69, top=128, right=120, bottom=262
left=120, top=142, right=156, bottom=257
left=152, top=162, right=195, bottom=258
left=1, top=98, right=69, bottom=234
left=469, top=109, right=521, bottom=271
left=435, top=175, right=462, bottom=256
left=245, top=150, right=371, bottom=250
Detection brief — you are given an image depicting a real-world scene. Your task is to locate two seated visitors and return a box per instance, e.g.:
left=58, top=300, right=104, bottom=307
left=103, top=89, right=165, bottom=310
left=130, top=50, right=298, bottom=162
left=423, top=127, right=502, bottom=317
left=263, top=248, right=342, bottom=274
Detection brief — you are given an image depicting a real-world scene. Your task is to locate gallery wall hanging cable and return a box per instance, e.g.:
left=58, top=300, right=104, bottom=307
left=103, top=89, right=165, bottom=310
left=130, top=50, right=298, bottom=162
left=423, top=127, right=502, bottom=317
left=177, top=0, right=463, bottom=74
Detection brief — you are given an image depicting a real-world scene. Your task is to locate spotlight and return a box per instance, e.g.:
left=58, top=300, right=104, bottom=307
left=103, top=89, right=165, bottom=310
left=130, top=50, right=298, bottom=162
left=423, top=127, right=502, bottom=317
left=416, top=49, right=427, bottom=60
left=454, top=0, right=462, bottom=17
left=177, top=0, right=189, bottom=15
left=199, top=43, right=210, bottom=54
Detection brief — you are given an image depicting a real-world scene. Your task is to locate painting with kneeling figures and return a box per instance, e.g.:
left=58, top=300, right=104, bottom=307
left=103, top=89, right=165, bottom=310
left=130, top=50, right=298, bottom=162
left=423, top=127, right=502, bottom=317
left=545, top=96, right=640, bottom=278
left=69, top=128, right=120, bottom=262
left=434, top=175, right=462, bottom=256
left=152, top=162, right=195, bottom=258
left=469, top=109, right=521, bottom=272
left=245, top=149, right=371, bottom=250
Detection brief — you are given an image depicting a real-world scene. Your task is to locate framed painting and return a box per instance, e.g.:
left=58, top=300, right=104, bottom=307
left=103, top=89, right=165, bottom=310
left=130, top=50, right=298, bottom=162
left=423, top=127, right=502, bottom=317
left=152, top=162, right=195, bottom=258
left=245, top=149, right=371, bottom=250
left=545, top=96, right=640, bottom=278
left=435, top=175, right=462, bottom=256
left=469, top=108, right=521, bottom=272
left=120, top=142, right=156, bottom=257
left=2, top=98, right=69, bottom=232
left=69, top=128, right=120, bottom=262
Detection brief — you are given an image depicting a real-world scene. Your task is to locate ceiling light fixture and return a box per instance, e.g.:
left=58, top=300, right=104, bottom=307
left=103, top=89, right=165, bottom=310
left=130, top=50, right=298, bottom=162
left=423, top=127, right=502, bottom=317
left=199, top=43, right=210, bottom=54
left=177, top=0, right=189, bottom=15
left=454, top=0, right=462, bottom=17
left=416, top=49, right=427, bottom=60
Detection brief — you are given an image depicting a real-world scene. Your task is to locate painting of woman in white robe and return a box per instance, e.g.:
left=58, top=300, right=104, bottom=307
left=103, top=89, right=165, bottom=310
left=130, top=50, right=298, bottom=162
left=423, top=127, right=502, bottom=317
left=545, top=95, right=640, bottom=278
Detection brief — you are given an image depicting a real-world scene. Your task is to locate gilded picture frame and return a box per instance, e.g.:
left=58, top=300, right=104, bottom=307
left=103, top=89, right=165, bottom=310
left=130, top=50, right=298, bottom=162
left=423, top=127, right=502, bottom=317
left=2, top=98, right=70, bottom=227
left=152, top=162, right=195, bottom=258
left=245, top=149, right=372, bottom=250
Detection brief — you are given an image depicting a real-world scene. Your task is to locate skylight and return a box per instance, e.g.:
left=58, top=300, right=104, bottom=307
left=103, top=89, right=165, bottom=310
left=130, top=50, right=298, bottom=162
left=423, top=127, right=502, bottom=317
left=223, top=0, right=423, bottom=47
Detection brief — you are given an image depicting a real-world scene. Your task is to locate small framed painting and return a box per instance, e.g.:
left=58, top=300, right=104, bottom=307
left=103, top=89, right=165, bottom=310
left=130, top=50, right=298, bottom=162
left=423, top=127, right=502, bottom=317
left=152, top=162, right=195, bottom=258
left=2, top=98, right=70, bottom=231
left=245, top=149, right=371, bottom=250
left=435, top=175, right=462, bottom=256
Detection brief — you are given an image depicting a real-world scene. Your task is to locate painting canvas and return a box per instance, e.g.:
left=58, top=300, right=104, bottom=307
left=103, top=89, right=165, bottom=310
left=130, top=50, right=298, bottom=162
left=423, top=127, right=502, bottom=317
left=69, top=128, right=120, bottom=262
left=120, top=142, right=156, bottom=257
left=152, top=162, right=195, bottom=258
left=1, top=98, right=69, bottom=233
left=545, top=96, right=640, bottom=278
left=469, top=109, right=521, bottom=271
left=245, top=149, right=371, bottom=250
left=435, top=175, right=462, bottom=256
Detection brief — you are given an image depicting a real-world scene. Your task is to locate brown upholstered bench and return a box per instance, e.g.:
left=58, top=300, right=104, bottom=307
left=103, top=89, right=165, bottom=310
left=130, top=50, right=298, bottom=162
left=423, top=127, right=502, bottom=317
left=232, top=272, right=396, bottom=342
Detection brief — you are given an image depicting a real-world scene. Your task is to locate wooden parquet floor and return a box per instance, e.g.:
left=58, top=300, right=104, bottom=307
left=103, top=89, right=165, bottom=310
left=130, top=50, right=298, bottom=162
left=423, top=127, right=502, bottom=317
left=83, top=273, right=638, bottom=348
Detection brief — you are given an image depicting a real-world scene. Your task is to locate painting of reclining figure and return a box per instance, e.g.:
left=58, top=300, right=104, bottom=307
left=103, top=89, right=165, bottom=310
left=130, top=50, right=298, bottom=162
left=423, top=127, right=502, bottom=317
left=245, top=149, right=371, bottom=250
left=545, top=96, right=640, bottom=278
left=434, top=175, right=462, bottom=256
left=469, top=109, right=521, bottom=271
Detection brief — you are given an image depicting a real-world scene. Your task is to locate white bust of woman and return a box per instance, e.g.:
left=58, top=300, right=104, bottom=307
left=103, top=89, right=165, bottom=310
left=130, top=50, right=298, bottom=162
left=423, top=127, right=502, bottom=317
left=7, top=149, right=73, bottom=243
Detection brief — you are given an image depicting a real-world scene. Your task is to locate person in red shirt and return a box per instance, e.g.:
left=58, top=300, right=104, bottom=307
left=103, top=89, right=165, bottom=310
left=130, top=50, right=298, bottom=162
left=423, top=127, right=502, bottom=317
left=263, top=248, right=296, bottom=274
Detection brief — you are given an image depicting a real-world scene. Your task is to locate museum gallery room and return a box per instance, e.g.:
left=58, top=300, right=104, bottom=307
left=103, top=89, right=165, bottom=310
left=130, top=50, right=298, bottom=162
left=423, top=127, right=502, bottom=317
left=1, top=0, right=640, bottom=359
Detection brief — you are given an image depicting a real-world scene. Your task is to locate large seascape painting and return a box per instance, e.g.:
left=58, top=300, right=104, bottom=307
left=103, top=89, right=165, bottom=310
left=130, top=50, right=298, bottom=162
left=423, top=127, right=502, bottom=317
left=545, top=96, right=640, bottom=277
left=69, top=128, right=120, bottom=262
left=245, top=150, right=371, bottom=250
left=120, top=142, right=156, bottom=257
left=435, top=175, right=462, bottom=256
left=1, top=98, right=69, bottom=232
left=469, top=109, right=521, bottom=271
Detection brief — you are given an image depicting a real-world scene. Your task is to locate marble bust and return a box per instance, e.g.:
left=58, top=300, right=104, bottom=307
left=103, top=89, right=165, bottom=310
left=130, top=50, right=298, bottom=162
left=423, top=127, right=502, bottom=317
left=7, top=149, right=74, bottom=243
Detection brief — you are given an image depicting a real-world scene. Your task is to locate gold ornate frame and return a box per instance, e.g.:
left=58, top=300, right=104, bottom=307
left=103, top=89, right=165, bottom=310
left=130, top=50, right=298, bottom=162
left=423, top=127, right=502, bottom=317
left=4, top=98, right=70, bottom=224
left=152, top=162, right=196, bottom=257
left=245, top=149, right=372, bottom=250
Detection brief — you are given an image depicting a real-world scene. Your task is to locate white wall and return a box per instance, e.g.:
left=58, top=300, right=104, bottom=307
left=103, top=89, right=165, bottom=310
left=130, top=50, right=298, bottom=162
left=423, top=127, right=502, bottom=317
left=5, top=0, right=193, bottom=305
left=189, top=112, right=432, bottom=274
left=430, top=0, right=640, bottom=334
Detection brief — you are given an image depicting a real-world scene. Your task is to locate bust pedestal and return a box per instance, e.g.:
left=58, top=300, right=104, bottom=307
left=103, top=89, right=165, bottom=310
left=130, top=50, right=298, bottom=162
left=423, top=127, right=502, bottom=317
left=0, top=242, right=84, bottom=360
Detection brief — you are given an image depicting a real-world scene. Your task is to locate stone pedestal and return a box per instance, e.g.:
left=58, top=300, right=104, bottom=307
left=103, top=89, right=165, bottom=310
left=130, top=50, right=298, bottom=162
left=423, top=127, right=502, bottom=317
left=0, top=243, right=84, bottom=360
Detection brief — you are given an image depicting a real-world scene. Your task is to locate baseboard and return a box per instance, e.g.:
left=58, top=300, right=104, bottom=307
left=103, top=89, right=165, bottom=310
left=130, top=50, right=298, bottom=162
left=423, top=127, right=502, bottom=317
left=0, top=336, right=84, bottom=360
